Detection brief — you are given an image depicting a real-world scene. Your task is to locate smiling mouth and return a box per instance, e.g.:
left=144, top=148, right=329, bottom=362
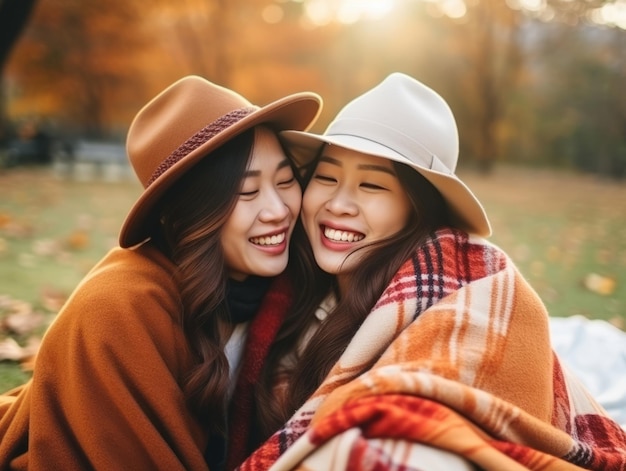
left=323, top=225, right=364, bottom=242
left=249, top=232, right=286, bottom=246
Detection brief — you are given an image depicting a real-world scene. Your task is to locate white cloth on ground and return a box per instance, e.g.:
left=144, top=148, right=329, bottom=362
left=549, top=315, right=626, bottom=430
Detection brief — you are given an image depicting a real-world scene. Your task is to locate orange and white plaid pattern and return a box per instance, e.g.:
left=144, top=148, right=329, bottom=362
left=232, top=229, right=626, bottom=471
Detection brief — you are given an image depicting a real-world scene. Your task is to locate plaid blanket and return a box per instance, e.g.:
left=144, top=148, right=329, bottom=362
left=230, top=228, right=626, bottom=470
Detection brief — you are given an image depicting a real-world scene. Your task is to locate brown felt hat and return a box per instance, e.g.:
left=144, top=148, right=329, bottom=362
left=119, top=75, right=322, bottom=248
left=281, top=73, right=491, bottom=237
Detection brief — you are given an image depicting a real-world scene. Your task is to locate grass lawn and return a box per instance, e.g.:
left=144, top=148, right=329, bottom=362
left=0, top=164, right=624, bottom=392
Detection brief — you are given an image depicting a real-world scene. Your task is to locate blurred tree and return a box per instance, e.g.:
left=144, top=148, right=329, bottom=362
left=147, top=0, right=236, bottom=85
left=0, top=0, right=37, bottom=73
left=144, top=0, right=332, bottom=104
left=2, top=0, right=625, bottom=178
left=254, top=1, right=446, bottom=131
left=398, top=0, right=623, bottom=174
left=5, top=0, right=148, bottom=138
left=445, top=0, right=524, bottom=174
left=539, top=0, right=613, bottom=24
left=0, top=0, right=38, bottom=141
left=531, top=23, right=626, bottom=177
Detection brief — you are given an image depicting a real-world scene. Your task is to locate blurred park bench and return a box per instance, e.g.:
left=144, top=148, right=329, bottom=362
left=52, top=140, right=133, bottom=182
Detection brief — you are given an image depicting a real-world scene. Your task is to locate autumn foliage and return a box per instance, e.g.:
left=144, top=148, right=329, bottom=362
left=1, top=0, right=626, bottom=176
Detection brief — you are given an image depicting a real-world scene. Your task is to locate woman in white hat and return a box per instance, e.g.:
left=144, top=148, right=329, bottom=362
left=228, top=73, right=626, bottom=470
left=0, top=75, right=321, bottom=469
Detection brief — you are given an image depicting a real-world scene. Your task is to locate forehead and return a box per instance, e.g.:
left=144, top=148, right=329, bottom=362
left=322, top=144, right=395, bottom=170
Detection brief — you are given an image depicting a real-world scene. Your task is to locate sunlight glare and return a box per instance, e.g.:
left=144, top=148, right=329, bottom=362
left=302, top=0, right=396, bottom=25
left=305, top=0, right=333, bottom=26
left=505, top=0, right=522, bottom=10
left=518, top=0, right=546, bottom=12
left=591, top=1, right=626, bottom=29
left=440, top=0, right=467, bottom=19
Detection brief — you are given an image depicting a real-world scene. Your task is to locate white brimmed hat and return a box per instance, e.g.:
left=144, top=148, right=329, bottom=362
left=280, top=73, right=491, bottom=237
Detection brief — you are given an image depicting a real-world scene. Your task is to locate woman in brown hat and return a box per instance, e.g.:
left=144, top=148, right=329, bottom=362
left=228, top=73, right=626, bottom=470
left=0, top=75, right=321, bottom=469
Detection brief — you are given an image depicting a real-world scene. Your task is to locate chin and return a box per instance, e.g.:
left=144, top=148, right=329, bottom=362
left=315, top=261, right=344, bottom=275
left=259, top=261, right=288, bottom=277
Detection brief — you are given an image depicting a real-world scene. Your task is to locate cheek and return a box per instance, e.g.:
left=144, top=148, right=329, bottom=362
left=220, top=228, right=238, bottom=265
left=223, top=204, right=247, bottom=234
left=284, top=186, right=302, bottom=214
left=302, top=187, right=322, bottom=218
left=300, top=192, right=318, bottom=234
left=370, top=198, right=411, bottom=235
left=385, top=199, right=413, bottom=234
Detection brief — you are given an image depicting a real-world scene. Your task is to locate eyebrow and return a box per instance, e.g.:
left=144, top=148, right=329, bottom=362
left=244, top=158, right=291, bottom=177
left=319, top=155, right=396, bottom=176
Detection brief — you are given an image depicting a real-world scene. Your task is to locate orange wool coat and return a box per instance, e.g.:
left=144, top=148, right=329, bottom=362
left=0, top=244, right=211, bottom=470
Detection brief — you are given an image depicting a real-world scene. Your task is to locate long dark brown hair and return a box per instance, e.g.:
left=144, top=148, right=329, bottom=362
left=150, top=128, right=256, bottom=436
left=254, top=156, right=452, bottom=441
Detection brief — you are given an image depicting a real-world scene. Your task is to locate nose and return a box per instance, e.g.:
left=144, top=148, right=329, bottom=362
left=325, top=186, right=358, bottom=216
left=258, top=187, right=291, bottom=222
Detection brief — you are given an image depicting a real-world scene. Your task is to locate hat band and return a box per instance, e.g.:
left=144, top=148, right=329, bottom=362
left=147, top=106, right=257, bottom=187
left=327, top=117, right=452, bottom=174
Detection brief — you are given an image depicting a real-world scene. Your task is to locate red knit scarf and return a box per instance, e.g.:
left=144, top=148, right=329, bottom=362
left=226, top=275, right=292, bottom=470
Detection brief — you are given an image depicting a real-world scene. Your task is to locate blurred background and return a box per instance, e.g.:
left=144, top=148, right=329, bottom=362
left=0, top=0, right=625, bottom=390
left=2, top=0, right=626, bottom=175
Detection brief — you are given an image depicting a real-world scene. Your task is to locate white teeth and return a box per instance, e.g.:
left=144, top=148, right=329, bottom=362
left=324, top=226, right=364, bottom=242
left=250, top=232, right=286, bottom=246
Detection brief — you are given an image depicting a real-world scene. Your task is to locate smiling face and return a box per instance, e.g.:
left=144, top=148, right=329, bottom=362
left=302, top=145, right=413, bottom=291
left=221, top=126, right=302, bottom=281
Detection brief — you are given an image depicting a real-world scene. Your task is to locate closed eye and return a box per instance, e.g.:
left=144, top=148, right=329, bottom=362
left=313, top=174, right=336, bottom=183
left=360, top=182, right=388, bottom=190
left=239, top=189, right=259, bottom=197
left=277, top=177, right=296, bottom=187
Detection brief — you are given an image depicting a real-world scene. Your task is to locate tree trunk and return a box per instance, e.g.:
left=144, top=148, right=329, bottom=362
left=0, top=0, right=38, bottom=72
left=0, top=0, right=37, bottom=140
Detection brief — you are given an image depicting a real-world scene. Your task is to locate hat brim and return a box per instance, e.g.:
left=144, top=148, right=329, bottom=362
left=280, top=130, right=492, bottom=237
left=119, top=92, right=322, bottom=248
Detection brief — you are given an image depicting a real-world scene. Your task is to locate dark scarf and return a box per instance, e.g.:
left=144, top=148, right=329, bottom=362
left=226, top=275, right=273, bottom=324
left=205, top=275, right=276, bottom=470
